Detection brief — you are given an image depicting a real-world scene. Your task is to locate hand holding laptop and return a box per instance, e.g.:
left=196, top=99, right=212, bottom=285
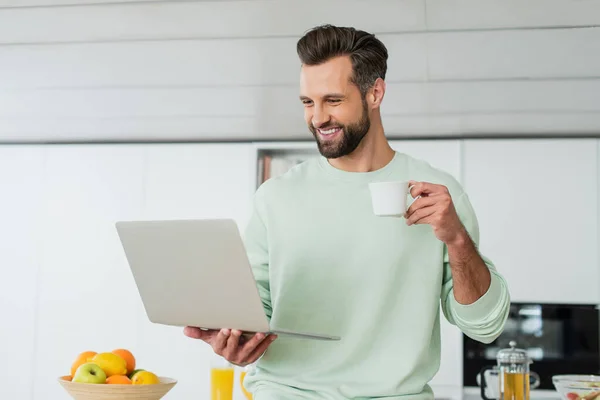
left=183, top=326, right=277, bottom=366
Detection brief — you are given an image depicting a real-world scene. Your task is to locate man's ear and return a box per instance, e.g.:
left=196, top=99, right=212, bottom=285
left=369, top=78, right=386, bottom=109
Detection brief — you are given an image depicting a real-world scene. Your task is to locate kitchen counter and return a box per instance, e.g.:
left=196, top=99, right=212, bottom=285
left=433, top=385, right=561, bottom=400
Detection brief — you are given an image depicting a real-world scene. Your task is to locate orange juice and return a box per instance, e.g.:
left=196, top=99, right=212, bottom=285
left=211, top=367, right=234, bottom=400
left=240, top=370, right=252, bottom=399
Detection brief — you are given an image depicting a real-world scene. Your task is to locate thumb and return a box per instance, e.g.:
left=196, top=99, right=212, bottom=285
left=184, top=326, right=214, bottom=341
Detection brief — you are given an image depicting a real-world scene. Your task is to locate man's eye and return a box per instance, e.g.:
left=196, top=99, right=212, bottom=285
left=328, top=99, right=341, bottom=104
left=303, top=100, right=313, bottom=106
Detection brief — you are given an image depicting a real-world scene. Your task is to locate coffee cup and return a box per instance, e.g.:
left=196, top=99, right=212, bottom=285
left=368, top=180, right=414, bottom=217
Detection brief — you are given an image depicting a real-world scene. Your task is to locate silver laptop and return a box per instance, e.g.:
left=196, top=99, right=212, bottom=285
left=115, top=218, right=340, bottom=341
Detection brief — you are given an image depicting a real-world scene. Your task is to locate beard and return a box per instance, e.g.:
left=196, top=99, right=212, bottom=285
left=309, top=104, right=371, bottom=159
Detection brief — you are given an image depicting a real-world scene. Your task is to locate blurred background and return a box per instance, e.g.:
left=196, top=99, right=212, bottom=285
left=0, top=0, right=599, bottom=399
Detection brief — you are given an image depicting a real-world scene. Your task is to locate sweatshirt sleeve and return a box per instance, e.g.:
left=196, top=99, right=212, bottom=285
left=440, top=192, right=511, bottom=344
left=242, top=185, right=272, bottom=320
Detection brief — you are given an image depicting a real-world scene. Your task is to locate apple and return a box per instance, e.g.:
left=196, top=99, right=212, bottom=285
left=72, top=363, right=107, bottom=384
left=566, top=393, right=580, bottom=400
left=128, top=369, right=145, bottom=379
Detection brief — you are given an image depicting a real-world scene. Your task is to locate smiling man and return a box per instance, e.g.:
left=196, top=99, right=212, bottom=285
left=184, top=25, right=510, bottom=400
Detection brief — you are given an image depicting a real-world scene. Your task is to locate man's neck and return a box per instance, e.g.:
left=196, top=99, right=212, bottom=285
left=328, top=123, right=395, bottom=173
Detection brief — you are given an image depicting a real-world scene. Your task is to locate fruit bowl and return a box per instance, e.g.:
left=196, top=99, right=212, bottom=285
left=58, top=375, right=177, bottom=400
left=553, top=375, right=600, bottom=400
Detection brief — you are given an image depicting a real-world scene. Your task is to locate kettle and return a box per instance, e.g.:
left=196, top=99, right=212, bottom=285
left=480, top=340, right=541, bottom=400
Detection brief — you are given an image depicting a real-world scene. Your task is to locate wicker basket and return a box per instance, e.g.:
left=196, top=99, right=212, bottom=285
left=58, top=376, right=177, bottom=400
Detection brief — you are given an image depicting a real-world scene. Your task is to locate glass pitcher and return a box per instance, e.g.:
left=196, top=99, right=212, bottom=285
left=480, top=341, right=540, bottom=400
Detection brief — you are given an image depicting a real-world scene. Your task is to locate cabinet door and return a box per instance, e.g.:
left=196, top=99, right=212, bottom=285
left=33, top=145, right=145, bottom=399
left=0, top=146, right=44, bottom=399
left=463, top=139, right=598, bottom=304
left=390, top=139, right=463, bottom=389
left=143, top=143, right=256, bottom=227
left=389, top=139, right=462, bottom=184
left=140, top=143, right=256, bottom=399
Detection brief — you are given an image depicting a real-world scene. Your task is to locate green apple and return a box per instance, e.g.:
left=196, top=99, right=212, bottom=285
left=128, top=369, right=145, bottom=379
left=73, top=362, right=107, bottom=384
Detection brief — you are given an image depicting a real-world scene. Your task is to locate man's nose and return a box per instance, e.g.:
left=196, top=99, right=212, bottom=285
left=311, top=107, right=330, bottom=128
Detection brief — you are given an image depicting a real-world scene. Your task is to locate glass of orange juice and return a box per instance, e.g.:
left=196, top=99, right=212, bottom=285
left=210, top=356, right=234, bottom=400
left=239, top=365, right=253, bottom=399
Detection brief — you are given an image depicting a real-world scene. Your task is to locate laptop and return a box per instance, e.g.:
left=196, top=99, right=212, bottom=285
left=115, top=218, right=340, bottom=341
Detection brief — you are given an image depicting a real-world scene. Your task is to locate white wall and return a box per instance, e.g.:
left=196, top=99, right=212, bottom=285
left=0, top=0, right=599, bottom=142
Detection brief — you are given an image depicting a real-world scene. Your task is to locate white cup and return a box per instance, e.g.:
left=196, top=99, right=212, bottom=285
left=368, top=180, right=413, bottom=217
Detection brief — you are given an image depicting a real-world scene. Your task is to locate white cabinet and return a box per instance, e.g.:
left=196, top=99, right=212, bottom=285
left=463, top=139, right=599, bottom=304
left=0, top=146, right=45, bottom=399
left=143, top=143, right=256, bottom=227
left=4, top=138, right=594, bottom=399
left=389, top=139, right=462, bottom=184
left=390, top=139, right=463, bottom=390
left=19, top=143, right=255, bottom=400
left=139, top=143, right=256, bottom=400
left=33, top=145, right=145, bottom=400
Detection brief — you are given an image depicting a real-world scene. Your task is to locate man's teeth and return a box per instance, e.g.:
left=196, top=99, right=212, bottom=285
left=320, top=127, right=340, bottom=135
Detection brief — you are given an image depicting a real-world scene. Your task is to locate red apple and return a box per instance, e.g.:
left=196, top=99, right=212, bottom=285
left=566, top=392, right=580, bottom=400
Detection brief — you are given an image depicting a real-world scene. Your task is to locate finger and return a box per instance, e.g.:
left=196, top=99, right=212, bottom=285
left=405, top=196, right=438, bottom=218
left=183, top=326, right=216, bottom=341
left=213, top=329, right=231, bottom=353
left=237, top=332, right=268, bottom=360
left=246, top=335, right=278, bottom=363
left=406, top=205, right=437, bottom=226
left=407, top=181, right=416, bottom=199
left=239, top=332, right=253, bottom=347
left=408, top=181, right=447, bottom=198
left=224, top=329, right=242, bottom=359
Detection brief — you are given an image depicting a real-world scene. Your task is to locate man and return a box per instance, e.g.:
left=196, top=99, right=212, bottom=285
left=184, top=24, right=510, bottom=400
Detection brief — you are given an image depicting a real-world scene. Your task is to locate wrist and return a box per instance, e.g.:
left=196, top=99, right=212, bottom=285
left=445, top=226, right=478, bottom=271
left=446, top=226, right=470, bottom=250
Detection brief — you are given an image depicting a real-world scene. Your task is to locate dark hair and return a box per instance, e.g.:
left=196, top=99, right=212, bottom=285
left=296, top=24, right=388, bottom=97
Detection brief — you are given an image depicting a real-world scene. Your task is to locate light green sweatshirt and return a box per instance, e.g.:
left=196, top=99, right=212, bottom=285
left=242, top=151, right=510, bottom=400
